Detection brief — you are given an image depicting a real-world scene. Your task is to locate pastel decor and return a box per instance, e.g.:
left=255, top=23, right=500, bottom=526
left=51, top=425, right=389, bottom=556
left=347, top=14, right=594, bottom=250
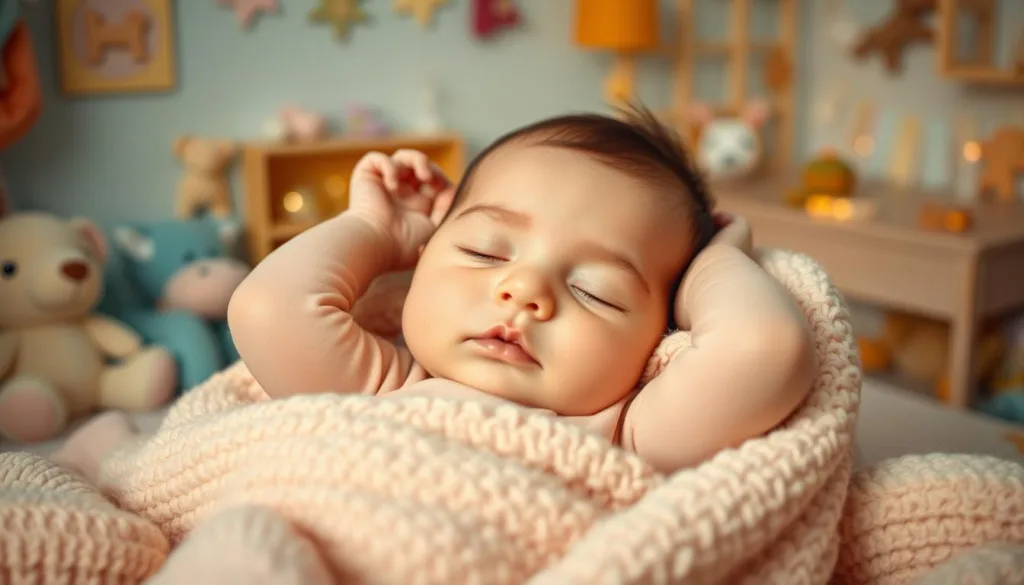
left=573, top=0, right=660, bottom=109
left=54, top=0, right=177, bottom=96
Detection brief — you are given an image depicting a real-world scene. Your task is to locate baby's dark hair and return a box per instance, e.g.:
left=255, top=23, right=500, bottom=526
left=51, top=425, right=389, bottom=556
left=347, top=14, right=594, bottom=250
left=446, top=104, right=718, bottom=329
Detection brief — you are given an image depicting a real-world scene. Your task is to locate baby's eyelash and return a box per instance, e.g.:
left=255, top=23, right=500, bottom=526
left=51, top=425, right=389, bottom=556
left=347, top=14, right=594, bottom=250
left=572, top=286, right=620, bottom=311
left=458, top=247, right=504, bottom=262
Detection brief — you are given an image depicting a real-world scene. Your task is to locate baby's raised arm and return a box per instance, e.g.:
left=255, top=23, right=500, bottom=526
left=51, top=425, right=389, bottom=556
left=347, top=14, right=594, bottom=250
left=624, top=230, right=816, bottom=473
left=228, top=150, right=452, bottom=399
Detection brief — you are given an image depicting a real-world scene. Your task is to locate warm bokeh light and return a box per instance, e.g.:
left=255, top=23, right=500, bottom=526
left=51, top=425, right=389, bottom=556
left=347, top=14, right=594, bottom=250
left=962, top=140, right=981, bottom=163
left=283, top=191, right=304, bottom=213
left=853, top=135, right=874, bottom=157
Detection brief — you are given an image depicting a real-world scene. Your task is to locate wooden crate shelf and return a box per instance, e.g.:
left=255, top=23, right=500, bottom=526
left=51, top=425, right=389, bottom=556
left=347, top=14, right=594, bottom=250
left=242, top=132, right=466, bottom=263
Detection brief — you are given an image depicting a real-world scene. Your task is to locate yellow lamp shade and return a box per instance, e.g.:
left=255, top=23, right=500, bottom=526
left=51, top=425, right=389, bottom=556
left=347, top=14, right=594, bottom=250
left=574, top=0, right=660, bottom=52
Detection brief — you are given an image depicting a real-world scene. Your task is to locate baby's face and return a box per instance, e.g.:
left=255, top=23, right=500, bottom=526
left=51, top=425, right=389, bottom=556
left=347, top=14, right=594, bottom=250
left=402, top=145, right=695, bottom=416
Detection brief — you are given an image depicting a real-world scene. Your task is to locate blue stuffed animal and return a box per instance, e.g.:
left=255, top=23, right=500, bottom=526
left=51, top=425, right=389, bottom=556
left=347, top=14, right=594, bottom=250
left=106, top=217, right=249, bottom=392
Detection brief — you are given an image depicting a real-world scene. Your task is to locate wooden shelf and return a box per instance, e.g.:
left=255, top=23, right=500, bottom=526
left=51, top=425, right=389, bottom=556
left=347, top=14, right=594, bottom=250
left=242, top=132, right=466, bottom=263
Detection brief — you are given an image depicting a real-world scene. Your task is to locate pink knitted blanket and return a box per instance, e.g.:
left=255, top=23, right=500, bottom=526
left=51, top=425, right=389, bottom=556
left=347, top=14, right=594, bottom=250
left=2, top=249, right=1023, bottom=584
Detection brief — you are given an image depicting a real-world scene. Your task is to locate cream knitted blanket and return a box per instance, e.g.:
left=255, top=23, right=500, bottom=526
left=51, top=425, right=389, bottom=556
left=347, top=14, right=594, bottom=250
left=2, top=249, right=1023, bottom=584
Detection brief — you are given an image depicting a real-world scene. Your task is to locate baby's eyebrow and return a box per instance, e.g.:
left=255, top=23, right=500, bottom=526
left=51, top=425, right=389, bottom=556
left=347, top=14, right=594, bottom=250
left=454, top=204, right=531, bottom=228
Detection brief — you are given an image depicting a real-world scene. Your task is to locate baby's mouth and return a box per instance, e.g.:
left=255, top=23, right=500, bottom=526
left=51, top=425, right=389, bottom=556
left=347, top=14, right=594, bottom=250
left=469, top=326, right=540, bottom=368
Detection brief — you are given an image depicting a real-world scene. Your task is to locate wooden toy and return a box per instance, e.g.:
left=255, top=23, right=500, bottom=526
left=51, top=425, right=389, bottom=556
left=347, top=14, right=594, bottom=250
left=309, top=0, right=369, bottom=42
left=174, top=136, right=238, bottom=219
left=55, top=0, right=176, bottom=95
left=394, top=0, right=449, bottom=29
left=978, top=126, right=1024, bottom=202
left=918, top=201, right=973, bottom=233
left=852, top=0, right=935, bottom=74
left=241, top=133, right=465, bottom=262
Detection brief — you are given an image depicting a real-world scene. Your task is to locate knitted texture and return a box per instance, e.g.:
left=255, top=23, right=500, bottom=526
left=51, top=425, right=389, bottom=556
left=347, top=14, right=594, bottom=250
left=0, top=249, right=1022, bottom=584
left=0, top=453, right=168, bottom=584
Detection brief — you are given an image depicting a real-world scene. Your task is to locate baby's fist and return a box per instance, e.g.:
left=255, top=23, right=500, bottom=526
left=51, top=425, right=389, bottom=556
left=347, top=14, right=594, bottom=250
left=348, top=149, right=455, bottom=269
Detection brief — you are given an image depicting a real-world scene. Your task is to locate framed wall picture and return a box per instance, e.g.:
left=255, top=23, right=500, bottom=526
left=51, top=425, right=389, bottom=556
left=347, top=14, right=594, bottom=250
left=55, top=0, right=177, bottom=96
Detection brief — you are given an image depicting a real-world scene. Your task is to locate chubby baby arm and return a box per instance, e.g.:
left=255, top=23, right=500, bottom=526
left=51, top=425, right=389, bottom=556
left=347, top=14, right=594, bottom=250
left=624, top=244, right=816, bottom=473
left=228, top=215, right=414, bottom=398
left=228, top=150, right=451, bottom=398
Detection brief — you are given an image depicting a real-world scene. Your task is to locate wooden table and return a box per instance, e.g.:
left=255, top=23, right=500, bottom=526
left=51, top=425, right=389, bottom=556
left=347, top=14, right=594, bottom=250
left=715, top=175, right=1024, bottom=409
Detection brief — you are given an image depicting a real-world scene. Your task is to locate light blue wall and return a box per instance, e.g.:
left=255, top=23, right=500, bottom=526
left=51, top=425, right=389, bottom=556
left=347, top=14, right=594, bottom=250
left=0, top=0, right=686, bottom=227
left=2, top=0, right=1021, bottom=231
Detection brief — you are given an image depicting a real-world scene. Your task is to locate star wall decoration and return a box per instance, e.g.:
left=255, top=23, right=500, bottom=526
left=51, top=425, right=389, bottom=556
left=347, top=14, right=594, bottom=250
left=218, top=0, right=278, bottom=30
left=310, top=0, right=370, bottom=41
left=393, top=0, right=448, bottom=29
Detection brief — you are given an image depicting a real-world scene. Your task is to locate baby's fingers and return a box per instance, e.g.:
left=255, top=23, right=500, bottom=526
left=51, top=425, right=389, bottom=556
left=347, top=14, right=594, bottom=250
left=354, top=151, right=400, bottom=192
left=392, top=149, right=452, bottom=192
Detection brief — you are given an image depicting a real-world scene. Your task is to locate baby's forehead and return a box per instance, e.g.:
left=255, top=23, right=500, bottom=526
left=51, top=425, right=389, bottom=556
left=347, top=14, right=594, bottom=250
left=462, top=143, right=694, bottom=217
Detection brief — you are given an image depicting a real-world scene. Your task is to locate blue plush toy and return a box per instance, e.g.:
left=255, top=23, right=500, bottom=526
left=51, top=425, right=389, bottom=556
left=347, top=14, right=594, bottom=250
left=106, top=217, right=249, bottom=392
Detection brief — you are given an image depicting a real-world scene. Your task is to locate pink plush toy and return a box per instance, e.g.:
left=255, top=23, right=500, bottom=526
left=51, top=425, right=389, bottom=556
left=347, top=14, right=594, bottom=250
left=264, top=105, right=328, bottom=143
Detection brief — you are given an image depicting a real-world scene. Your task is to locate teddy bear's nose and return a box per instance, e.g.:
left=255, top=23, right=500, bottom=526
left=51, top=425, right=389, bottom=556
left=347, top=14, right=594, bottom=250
left=61, top=260, right=89, bottom=282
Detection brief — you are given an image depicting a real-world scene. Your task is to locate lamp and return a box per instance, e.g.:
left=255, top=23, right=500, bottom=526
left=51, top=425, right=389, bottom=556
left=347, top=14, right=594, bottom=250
left=573, top=0, right=660, bottom=109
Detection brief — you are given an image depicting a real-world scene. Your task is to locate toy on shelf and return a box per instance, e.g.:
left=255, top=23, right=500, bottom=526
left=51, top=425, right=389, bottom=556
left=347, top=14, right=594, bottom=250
left=852, top=0, right=935, bottom=74
left=977, top=126, right=1024, bottom=202
left=688, top=99, right=771, bottom=182
left=785, top=149, right=858, bottom=207
left=174, top=135, right=237, bottom=219
left=857, top=310, right=1004, bottom=404
left=0, top=212, right=177, bottom=443
left=263, top=105, right=329, bottom=144
left=918, top=200, right=973, bottom=233
left=393, top=0, right=449, bottom=29
left=672, top=0, right=800, bottom=170
left=109, top=217, right=250, bottom=392
left=343, top=103, right=389, bottom=138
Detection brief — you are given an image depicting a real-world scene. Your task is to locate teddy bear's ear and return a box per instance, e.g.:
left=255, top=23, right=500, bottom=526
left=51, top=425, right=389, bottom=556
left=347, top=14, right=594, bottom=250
left=68, top=217, right=108, bottom=264
left=113, top=225, right=154, bottom=262
left=173, top=135, right=192, bottom=158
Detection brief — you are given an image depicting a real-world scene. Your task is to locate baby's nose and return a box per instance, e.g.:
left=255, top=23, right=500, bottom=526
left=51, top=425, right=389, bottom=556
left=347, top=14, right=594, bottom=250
left=495, top=277, right=554, bottom=320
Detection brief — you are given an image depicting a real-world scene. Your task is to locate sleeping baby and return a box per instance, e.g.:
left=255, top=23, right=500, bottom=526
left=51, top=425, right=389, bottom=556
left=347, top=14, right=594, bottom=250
left=227, top=106, right=816, bottom=473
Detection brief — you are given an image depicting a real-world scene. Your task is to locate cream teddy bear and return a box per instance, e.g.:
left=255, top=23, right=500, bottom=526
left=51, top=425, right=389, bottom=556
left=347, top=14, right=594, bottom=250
left=0, top=212, right=177, bottom=443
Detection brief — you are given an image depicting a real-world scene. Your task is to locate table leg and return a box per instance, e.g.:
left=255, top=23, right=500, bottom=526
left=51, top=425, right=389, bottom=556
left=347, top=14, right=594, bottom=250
left=948, top=315, right=978, bottom=409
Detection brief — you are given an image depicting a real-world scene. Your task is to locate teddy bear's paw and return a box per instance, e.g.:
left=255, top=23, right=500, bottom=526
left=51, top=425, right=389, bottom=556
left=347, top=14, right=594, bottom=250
left=100, top=347, right=178, bottom=412
left=0, top=376, right=68, bottom=443
left=50, top=410, right=138, bottom=484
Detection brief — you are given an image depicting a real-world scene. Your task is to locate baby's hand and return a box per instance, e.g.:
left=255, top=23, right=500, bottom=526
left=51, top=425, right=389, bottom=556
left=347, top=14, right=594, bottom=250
left=348, top=149, right=455, bottom=269
left=708, top=212, right=752, bottom=256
